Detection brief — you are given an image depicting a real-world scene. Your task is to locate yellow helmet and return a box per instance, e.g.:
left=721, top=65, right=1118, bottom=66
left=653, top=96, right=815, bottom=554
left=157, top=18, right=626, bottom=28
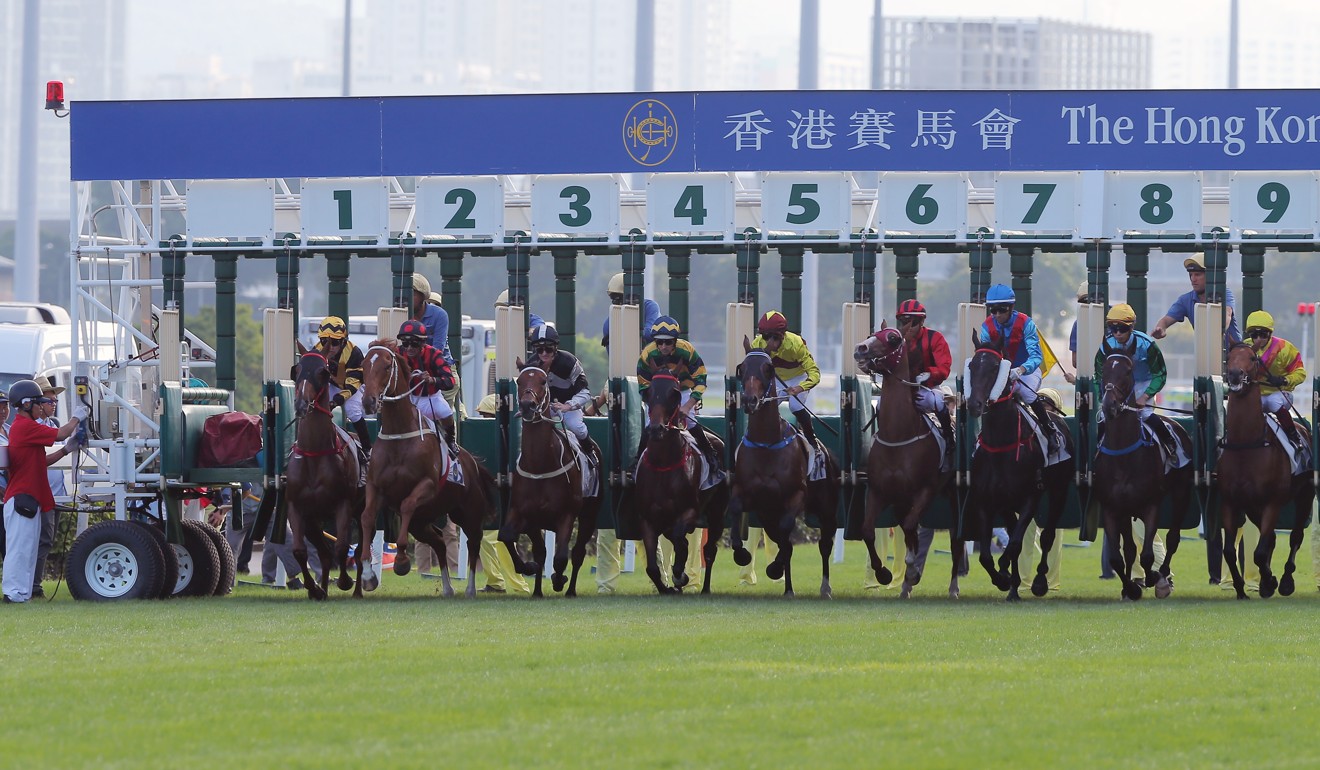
left=607, top=272, right=625, bottom=295
left=318, top=316, right=347, bottom=340
left=412, top=272, right=432, bottom=296
left=1105, top=304, right=1136, bottom=324
left=1246, top=310, right=1274, bottom=332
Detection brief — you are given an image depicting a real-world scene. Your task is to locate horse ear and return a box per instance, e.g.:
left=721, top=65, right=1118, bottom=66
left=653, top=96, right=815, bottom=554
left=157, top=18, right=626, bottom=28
left=295, top=339, right=308, bottom=356
left=880, top=319, right=888, bottom=330
left=515, top=356, right=525, bottom=370
left=742, top=335, right=751, bottom=353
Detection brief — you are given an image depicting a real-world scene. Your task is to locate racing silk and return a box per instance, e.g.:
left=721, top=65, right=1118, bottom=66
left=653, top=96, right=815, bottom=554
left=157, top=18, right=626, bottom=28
left=907, top=327, right=952, bottom=386
left=418, top=303, right=456, bottom=367
left=751, top=331, right=821, bottom=390
left=1094, top=330, right=1167, bottom=398
left=544, top=350, right=592, bottom=409
left=1257, top=336, right=1306, bottom=394
left=978, top=311, right=1043, bottom=374
left=399, top=343, right=455, bottom=397
left=637, top=339, right=708, bottom=394
left=315, top=340, right=365, bottom=400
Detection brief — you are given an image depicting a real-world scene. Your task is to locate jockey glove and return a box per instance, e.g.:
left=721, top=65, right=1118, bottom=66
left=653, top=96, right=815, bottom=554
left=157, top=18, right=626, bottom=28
left=1009, top=366, right=1025, bottom=381
left=1266, top=374, right=1285, bottom=387
left=915, top=372, right=930, bottom=384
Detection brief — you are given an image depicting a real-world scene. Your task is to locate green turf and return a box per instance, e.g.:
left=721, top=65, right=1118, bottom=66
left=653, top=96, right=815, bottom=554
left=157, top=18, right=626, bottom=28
left=2, top=533, right=1317, bottom=770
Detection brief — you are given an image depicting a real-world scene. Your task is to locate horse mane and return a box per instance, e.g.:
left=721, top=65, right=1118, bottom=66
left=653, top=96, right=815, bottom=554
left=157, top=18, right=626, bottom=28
left=368, top=338, right=399, bottom=353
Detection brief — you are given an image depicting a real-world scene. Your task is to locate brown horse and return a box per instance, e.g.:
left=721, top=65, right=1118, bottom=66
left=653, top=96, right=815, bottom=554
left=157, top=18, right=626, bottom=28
left=500, top=361, right=602, bottom=598
left=358, top=340, right=496, bottom=599
left=634, top=373, right=729, bottom=594
left=1218, top=342, right=1313, bottom=599
left=1093, top=346, right=1192, bottom=600
left=728, top=340, right=840, bottom=598
left=854, top=324, right=961, bottom=599
left=286, top=351, right=366, bottom=600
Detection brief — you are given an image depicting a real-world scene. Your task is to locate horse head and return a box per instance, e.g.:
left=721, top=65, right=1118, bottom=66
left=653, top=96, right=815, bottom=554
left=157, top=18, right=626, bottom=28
left=1100, top=347, right=1137, bottom=421
left=644, top=372, right=683, bottom=442
left=294, top=351, right=332, bottom=417
left=359, top=339, right=404, bottom=415
left=855, top=326, right=905, bottom=376
left=964, top=345, right=1011, bottom=418
left=737, top=349, right=777, bottom=416
left=516, top=363, right=551, bottom=421
left=1225, top=342, right=1261, bottom=393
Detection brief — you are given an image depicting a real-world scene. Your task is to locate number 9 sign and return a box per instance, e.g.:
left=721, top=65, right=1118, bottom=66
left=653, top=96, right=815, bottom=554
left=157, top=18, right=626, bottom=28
left=1229, top=171, right=1319, bottom=236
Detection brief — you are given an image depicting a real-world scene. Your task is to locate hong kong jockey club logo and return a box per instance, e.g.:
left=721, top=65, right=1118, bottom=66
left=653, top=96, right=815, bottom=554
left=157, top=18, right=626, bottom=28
left=623, top=99, right=677, bottom=167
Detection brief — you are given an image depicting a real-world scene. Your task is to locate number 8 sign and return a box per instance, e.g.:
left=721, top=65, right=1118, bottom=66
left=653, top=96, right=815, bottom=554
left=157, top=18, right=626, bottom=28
left=1103, top=171, right=1201, bottom=237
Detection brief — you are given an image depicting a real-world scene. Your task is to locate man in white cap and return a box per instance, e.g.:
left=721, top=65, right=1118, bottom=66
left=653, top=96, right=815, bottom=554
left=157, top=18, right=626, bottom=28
left=1150, top=252, right=1241, bottom=348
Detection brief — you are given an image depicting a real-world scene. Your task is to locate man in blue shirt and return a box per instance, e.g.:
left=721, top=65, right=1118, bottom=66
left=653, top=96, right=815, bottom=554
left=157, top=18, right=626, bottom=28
left=601, top=272, right=660, bottom=350
left=412, top=272, right=461, bottom=414
left=1150, top=253, right=1241, bottom=348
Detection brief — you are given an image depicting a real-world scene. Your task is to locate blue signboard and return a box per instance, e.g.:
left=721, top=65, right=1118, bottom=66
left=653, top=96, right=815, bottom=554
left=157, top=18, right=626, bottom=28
left=71, top=89, right=1320, bottom=180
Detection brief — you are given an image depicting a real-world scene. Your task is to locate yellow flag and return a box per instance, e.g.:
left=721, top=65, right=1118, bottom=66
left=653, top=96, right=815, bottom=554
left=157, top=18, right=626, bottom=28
left=1038, top=332, right=1058, bottom=378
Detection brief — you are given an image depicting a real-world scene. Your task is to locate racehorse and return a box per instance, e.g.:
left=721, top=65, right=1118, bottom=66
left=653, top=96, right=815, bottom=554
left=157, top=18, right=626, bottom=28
left=500, top=361, right=602, bottom=598
left=964, top=338, right=1074, bottom=601
left=286, top=351, right=366, bottom=600
left=1218, top=342, right=1314, bottom=599
left=359, top=339, right=497, bottom=599
left=854, top=324, right=961, bottom=599
left=1093, top=346, right=1192, bottom=600
left=633, top=372, right=728, bottom=594
left=728, top=339, right=840, bottom=598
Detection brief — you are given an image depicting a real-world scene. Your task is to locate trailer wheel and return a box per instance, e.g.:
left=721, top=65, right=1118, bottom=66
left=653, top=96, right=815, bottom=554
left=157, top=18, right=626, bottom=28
left=133, top=520, right=180, bottom=599
left=173, top=519, right=221, bottom=597
left=66, top=521, right=164, bottom=601
left=197, top=522, right=235, bottom=596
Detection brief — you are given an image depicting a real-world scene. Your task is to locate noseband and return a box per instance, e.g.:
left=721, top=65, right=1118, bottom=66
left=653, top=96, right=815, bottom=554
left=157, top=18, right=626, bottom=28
left=741, top=350, right=783, bottom=413
left=517, top=367, right=558, bottom=423
left=365, top=345, right=417, bottom=402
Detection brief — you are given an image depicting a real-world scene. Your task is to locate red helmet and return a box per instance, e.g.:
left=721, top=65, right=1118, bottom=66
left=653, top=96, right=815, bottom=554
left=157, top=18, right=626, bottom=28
left=397, top=319, right=428, bottom=341
left=757, top=310, right=788, bottom=334
left=896, top=299, right=926, bottom=318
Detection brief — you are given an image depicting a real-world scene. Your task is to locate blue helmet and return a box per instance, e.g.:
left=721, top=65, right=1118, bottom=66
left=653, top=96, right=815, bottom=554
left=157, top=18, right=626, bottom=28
left=985, top=284, right=1015, bottom=304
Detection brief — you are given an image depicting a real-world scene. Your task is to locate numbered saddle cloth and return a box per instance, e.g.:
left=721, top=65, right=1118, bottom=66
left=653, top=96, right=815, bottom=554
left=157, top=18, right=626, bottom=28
left=1140, top=420, right=1191, bottom=472
left=803, top=435, right=828, bottom=481
left=679, top=431, right=725, bottom=490
left=1019, top=403, right=1072, bottom=466
left=1266, top=414, right=1311, bottom=476
left=563, top=432, right=601, bottom=498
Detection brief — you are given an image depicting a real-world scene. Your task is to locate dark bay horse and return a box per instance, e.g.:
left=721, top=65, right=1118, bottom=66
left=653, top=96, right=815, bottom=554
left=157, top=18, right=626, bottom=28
left=634, top=373, right=728, bottom=594
left=501, top=361, right=601, bottom=598
left=854, top=325, right=961, bottom=599
left=1093, top=347, right=1192, bottom=600
left=728, top=340, right=840, bottom=597
left=286, top=351, right=366, bottom=600
left=1219, top=342, right=1314, bottom=599
left=359, top=340, right=496, bottom=599
left=964, top=341, right=1074, bottom=601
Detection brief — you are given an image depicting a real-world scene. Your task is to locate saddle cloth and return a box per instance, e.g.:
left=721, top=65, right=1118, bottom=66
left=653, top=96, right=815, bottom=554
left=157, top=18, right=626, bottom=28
left=1140, top=420, right=1192, bottom=472
left=563, top=432, right=602, bottom=497
left=803, top=435, right=828, bottom=481
left=331, top=423, right=369, bottom=487
left=1017, top=403, right=1072, bottom=467
left=682, top=432, right=726, bottom=490
left=1266, top=414, right=1311, bottom=476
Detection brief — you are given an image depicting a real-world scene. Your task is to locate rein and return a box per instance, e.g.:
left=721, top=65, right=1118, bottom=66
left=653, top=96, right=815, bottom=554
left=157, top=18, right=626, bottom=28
left=365, top=344, right=426, bottom=439
left=515, top=366, right=577, bottom=482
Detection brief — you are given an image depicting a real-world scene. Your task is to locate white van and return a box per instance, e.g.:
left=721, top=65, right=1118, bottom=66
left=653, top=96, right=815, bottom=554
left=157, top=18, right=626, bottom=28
left=0, top=302, right=118, bottom=416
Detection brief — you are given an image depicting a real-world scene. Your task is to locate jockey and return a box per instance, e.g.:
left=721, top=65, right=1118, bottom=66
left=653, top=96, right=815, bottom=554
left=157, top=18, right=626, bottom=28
left=976, top=283, right=1059, bottom=454
left=1093, top=303, right=1178, bottom=453
left=313, top=315, right=371, bottom=452
left=1244, top=310, right=1307, bottom=447
left=892, top=298, right=954, bottom=452
left=529, top=324, right=599, bottom=457
left=751, top=310, right=821, bottom=448
left=636, top=316, right=720, bottom=469
left=395, top=319, right=459, bottom=453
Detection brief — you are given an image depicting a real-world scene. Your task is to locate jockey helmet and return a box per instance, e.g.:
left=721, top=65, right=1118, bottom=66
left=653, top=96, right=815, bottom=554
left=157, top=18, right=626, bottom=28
left=411, top=272, right=432, bottom=296
left=1245, top=310, right=1274, bottom=333
left=650, top=316, right=681, bottom=341
left=529, top=324, right=560, bottom=346
left=896, top=299, right=926, bottom=318
left=1105, top=304, right=1136, bottom=325
left=1076, top=281, right=1089, bottom=302
left=8, top=379, right=45, bottom=409
left=397, top=319, right=428, bottom=343
left=318, top=315, right=347, bottom=340
left=1037, top=387, right=1064, bottom=413
left=607, top=272, right=626, bottom=295
left=1183, top=253, right=1206, bottom=272
left=985, top=284, right=1015, bottom=304
left=757, top=310, right=789, bottom=334
left=495, top=289, right=510, bottom=307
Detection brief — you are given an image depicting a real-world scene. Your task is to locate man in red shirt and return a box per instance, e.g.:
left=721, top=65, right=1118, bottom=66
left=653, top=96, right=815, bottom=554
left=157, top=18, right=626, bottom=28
left=2, top=379, right=84, bottom=603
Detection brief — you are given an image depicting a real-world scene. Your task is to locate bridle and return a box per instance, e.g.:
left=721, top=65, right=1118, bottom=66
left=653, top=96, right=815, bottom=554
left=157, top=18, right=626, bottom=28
left=1225, top=342, right=1263, bottom=393
left=646, top=373, right=686, bottom=433
left=291, top=351, right=347, bottom=458
left=363, top=344, right=428, bottom=441
left=741, top=350, right=786, bottom=414
left=295, top=352, right=335, bottom=418
left=517, top=366, right=559, bottom=424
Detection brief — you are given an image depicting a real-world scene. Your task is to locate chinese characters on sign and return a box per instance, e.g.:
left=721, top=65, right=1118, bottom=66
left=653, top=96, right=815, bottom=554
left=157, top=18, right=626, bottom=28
left=725, top=107, right=1019, bottom=152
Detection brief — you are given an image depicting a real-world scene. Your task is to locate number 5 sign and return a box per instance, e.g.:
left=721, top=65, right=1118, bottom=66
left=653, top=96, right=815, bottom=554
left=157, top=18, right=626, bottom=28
left=760, top=172, right=851, bottom=234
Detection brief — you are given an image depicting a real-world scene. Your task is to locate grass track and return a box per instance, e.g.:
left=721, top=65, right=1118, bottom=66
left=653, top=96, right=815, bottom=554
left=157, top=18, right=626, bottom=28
left=2, top=536, right=1318, bottom=769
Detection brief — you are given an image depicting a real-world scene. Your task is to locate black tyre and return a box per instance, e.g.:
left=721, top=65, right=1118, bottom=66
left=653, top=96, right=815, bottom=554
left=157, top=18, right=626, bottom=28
left=174, top=519, right=221, bottom=597
left=133, top=520, right=180, bottom=599
left=66, top=521, right=164, bottom=601
left=197, top=521, right=235, bottom=596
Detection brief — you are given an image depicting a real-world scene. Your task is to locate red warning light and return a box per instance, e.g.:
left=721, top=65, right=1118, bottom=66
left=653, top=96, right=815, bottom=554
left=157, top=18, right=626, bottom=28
left=1298, top=302, right=1316, bottom=317
left=45, top=81, right=64, bottom=111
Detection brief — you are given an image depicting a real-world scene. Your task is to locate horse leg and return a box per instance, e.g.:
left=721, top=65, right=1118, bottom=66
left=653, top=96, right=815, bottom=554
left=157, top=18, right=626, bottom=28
left=356, top=484, right=381, bottom=595
left=309, top=528, right=337, bottom=596
left=1279, top=523, right=1306, bottom=596
left=1156, top=524, right=1180, bottom=599
left=1254, top=508, right=1280, bottom=599
left=288, top=506, right=325, bottom=601
left=1221, top=510, right=1249, bottom=600
left=898, top=514, right=922, bottom=600
left=668, top=516, right=695, bottom=592
left=863, top=489, right=892, bottom=587
left=550, top=517, right=573, bottom=594
left=530, top=530, right=547, bottom=598
left=335, top=502, right=355, bottom=592
left=1102, top=511, right=1132, bottom=601
left=639, top=520, right=669, bottom=595
left=764, top=507, right=795, bottom=597
left=1031, top=523, right=1057, bottom=598
left=1119, top=518, right=1142, bottom=600
left=567, top=499, right=600, bottom=599
left=977, top=511, right=1007, bottom=591
left=700, top=485, right=725, bottom=596
left=425, top=522, right=457, bottom=598
left=499, top=509, right=537, bottom=579
left=728, top=490, right=751, bottom=566
left=948, top=530, right=962, bottom=600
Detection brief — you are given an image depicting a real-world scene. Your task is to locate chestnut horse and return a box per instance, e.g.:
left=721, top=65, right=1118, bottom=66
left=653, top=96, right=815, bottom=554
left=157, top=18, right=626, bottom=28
left=286, top=351, right=366, bottom=599
left=634, top=373, right=728, bottom=594
left=359, top=340, right=496, bottom=599
left=500, top=361, right=601, bottom=598
left=964, top=341, right=1074, bottom=601
left=1218, top=342, right=1314, bottom=599
left=854, top=324, right=961, bottom=599
left=728, top=341, right=840, bottom=598
left=1094, top=347, right=1192, bottom=600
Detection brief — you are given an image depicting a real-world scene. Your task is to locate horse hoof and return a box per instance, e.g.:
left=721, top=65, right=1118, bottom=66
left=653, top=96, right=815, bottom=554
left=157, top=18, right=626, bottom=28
left=1155, top=579, right=1172, bottom=599
left=441, top=586, right=456, bottom=598
left=393, top=559, right=411, bottom=577
left=733, top=548, right=752, bottom=567
left=1259, top=576, right=1277, bottom=599
left=673, top=573, right=690, bottom=590
left=566, top=588, right=577, bottom=598
left=1030, top=575, right=1049, bottom=597
left=361, top=575, right=379, bottom=592
left=1123, top=583, right=1143, bottom=601
left=336, top=575, right=353, bottom=592
left=552, top=574, right=567, bottom=593
left=1005, top=592, right=1021, bottom=603
left=1280, top=574, right=1296, bottom=596
left=877, top=566, right=893, bottom=586
left=948, top=590, right=960, bottom=600
left=766, top=562, right=784, bottom=580
left=899, top=588, right=912, bottom=599
left=992, top=573, right=1012, bottom=592
left=519, top=562, right=541, bottom=577
left=308, top=586, right=327, bottom=601
left=1236, top=592, right=1251, bottom=600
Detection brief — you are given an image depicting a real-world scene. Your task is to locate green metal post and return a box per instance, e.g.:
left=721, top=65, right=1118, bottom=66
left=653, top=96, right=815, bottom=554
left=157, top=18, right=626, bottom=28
left=1240, top=244, right=1265, bottom=318
left=326, top=251, right=350, bottom=324
left=852, top=237, right=878, bottom=330
left=162, top=241, right=185, bottom=318
left=892, top=245, right=919, bottom=306
left=1123, top=245, right=1150, bottom=330
left=666, top=247, right=691, bottom=336
left=968, top=241, right=994, bottom=302
left=552, top=248, right=577, bottom=355
left=780, top=247, right=804, bottom=331
left=506, top=243, right=530, bottom=308
left=392, top=248, right=415, bottom=311
left=1009, top=247, right=1034, bottom=316
left=1085, top=243, right=1112, bottom=306
left=214, top=253, right=238, bottom=391
left=441, top=249, right=464, bottom=361
left=622, top=238, right=646, bottom=336
left=1204, top=240, right=1229, bottom=308
left=276, top=244, right=301, bottom=318
left=737, top=233, right=761, bottom=316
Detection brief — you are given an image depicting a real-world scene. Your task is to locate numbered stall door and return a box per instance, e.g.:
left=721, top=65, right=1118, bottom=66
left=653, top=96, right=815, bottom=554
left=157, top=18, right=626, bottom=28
left=1230, top=171, right=1319, bottom=238
left=993, top=172, right=1084, bottom=237
left=875, top=173, right=968, bottom=236
left=759, top=172, right=852, bottom=235
left=1103, top=172, right=1202, bottom=240
left=530, top=175, right=620, bottom=239
left=415, top=176, right=506, bottom=240
left=301, top=178, right=391, bottom=241
left=646, top=173, right=735, bottom=240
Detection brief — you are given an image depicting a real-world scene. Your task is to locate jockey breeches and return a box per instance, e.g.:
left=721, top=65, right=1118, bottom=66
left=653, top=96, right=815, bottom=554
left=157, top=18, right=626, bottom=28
left=780, top=373, right=810, bottom=410
left=1262, top=391, right=1292, bottom=412
left=875, top=386, right=947, bottom=414
left=1096, top=404, right=1153, bottom=422
left=411, top=392, right=454, bottom=421
left=343, top=389, right=365, bottom=422
left=1013, top=369, right=1043, bottom=403
left=647, top=389, right=700, bottom=429
left=561, top=409, right=589, bottom=440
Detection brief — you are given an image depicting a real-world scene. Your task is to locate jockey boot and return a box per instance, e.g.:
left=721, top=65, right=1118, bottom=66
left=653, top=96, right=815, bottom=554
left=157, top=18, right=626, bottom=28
left=1030, top=399, right=1060, bottom=456
left=438, top=414, right=460, bottom=455
left=690, top=424, right=721, bottom=470
left=936, top=408, right=955, bottom=458
left=792, top=409, right=818, bottom=449
left=1143, top=415, right=1177, bottom=456
left=1274, top=407, right=1301, bottom=448
left=352, top=418, right=373, bottom=453
left=578, top=434, right=600, bottom=463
